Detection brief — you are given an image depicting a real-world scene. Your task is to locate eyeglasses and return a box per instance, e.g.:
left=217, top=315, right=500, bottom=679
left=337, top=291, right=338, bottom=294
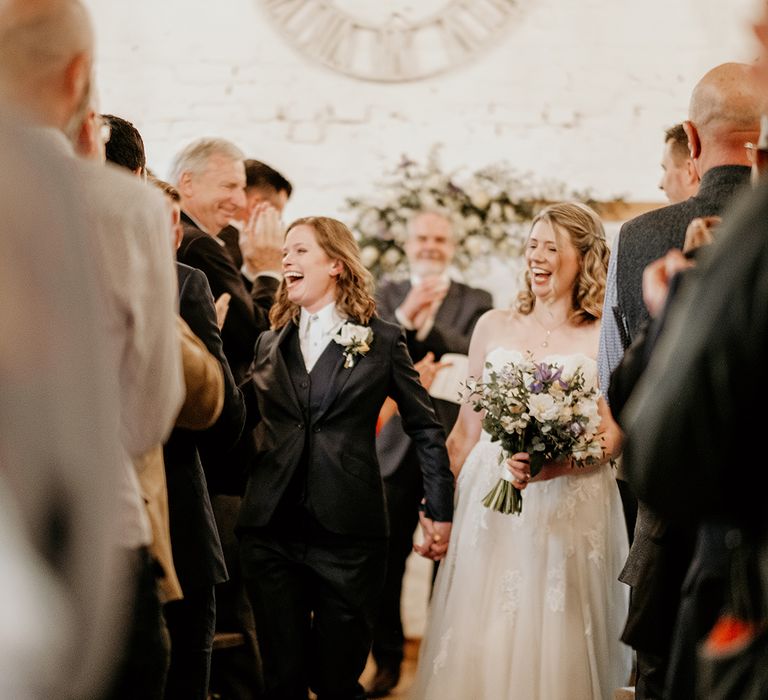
left=744, top=141, right=768, bottom=166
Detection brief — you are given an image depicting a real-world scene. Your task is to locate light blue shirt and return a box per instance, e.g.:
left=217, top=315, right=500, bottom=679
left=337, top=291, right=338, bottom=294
left=597, top=233, right=624, bottom=403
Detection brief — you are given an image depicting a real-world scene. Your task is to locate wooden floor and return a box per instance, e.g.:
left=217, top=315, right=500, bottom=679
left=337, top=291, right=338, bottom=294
left=359, top=638, right=421, bottom=699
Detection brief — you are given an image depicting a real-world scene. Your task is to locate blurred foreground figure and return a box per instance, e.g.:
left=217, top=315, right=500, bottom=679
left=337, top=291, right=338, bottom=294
left=0, top=109, right=126, bottom=698
left=0, top=1, right=184, bottom=697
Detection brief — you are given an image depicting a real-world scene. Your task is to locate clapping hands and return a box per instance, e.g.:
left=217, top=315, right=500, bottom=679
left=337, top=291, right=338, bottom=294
left=399, top=276, right=449, bottom=331
left=240, top=202, right=284, bottom=278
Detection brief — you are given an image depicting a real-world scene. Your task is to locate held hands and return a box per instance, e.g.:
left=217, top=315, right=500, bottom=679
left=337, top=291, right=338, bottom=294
left=413, top=506, right=451, bottom=561
left=414, top=352, right=452, bottom=392
left=399, top=276, right=450, bottom=330
left=240, top=202, right=284, bottom=277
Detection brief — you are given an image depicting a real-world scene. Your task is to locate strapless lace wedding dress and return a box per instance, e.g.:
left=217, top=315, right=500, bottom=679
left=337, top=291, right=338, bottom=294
left=410, top=348, right=632, bottom=700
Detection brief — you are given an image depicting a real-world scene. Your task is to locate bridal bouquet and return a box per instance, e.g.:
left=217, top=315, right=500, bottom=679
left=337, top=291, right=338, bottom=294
left=462, top=353, right=604, bottom=515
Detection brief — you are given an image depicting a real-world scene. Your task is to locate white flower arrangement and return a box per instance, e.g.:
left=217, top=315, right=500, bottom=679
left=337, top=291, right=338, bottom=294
left=334, top=322, right=373, bottom=368
left=345, top=146, right=603, bottom=281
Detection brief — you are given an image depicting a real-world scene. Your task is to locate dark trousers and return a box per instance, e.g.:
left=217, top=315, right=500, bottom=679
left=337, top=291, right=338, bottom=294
left=209, top=494, right=264, bottom=700
left=635, top=649, right=667, bottom=700
left=163, top=584, right=216, bottom=700
left=239, top=522, right=387, bottom=700
left=102, top=546, right=170, bottom=700
left=371, top=463, right=422, bottom=670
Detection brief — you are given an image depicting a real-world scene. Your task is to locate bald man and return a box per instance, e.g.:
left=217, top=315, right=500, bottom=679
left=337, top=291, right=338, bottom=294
left=0, top=2, right=184, bottom=698
left=598, top=62, right=761, bottom=700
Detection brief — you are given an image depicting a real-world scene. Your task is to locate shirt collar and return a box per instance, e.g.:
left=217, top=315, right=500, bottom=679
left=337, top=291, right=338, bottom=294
left=183, top=211, right=211, bottom=235
left=410, top=271, right=451, bottom=287
left=299, top=302, right=346, bottom=338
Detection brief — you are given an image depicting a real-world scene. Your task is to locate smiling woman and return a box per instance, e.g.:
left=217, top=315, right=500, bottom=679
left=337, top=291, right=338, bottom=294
left=235, top=215, right=456, bottom=699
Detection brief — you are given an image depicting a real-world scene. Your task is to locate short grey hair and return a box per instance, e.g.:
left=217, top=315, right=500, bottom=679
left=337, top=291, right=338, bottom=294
left=167, top=137, right=245, bottom=186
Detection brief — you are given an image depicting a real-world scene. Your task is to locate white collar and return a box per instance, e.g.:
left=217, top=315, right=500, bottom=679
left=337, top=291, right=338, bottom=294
left=299, top=302, right=346, bottom=338
left=183, top=211, right=211, bottom=235
left=410, top=271, right=451, bottom=287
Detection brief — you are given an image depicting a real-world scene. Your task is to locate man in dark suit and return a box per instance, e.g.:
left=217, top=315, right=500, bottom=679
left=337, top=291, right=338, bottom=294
left=170, top=138, right=280, bottom=385
left=170, top=138, right=282, bottom=699
left=598, top=62, right=761, bottom=699
left=367, top=210, right=493, bottom=697
left=145, top=176, right=248, bottom=699
left=163, top=261, right=247, bottom=700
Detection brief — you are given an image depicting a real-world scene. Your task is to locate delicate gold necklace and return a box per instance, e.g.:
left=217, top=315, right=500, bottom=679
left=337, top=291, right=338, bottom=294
left=532, top=312, right=570, bottom=348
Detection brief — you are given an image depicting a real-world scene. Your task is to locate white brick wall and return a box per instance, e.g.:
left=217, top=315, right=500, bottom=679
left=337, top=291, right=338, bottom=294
left=84, top=0, right=758, bottom=232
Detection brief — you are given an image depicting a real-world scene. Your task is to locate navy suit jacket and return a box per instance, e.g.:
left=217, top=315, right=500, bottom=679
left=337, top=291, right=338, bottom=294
left=237, top=315, right=454, bottom=537
left=177, top=212, right=278, bottom=382
left=162, top=263, right=245, bottom=589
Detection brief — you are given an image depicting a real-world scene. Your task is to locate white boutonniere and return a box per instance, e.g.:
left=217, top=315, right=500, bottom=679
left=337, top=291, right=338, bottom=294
left=334, top=322, right=373, bottom=368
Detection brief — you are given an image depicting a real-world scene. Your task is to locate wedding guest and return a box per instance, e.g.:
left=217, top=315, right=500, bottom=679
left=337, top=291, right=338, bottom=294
left=598, top=61, right=761, bottom=700
left=219, top=158, right=293, bottom=270
left=411, top=202, right=631, bottom=700
left=103, top=113, right=146, bottom=176
left=0, top=105, right=123, bottom=700
left=236, top=216, right=454, bottom=700
left=659, top=123, right=700, bottom=204
left=142, top=176, right=247, bottom=700
left=0, top=3, right=185, bottom=699
left=367, top=208, right=492, bottom=698
left=620, top=155, right=768, bottom=700
left=170, top=138, right=278, bottom=699
left=170, top=137, right=277, bottom=384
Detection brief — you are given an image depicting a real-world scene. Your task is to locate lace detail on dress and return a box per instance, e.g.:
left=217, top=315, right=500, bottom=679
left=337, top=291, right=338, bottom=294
left=546, top=563, right=566, bottom=612
left=500, top=569, right=523, bottom=617
left=586, top=521, right=606, bottom=570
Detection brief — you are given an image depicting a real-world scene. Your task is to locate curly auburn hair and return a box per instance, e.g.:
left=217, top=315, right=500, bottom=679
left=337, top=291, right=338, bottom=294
left=269, top=216, right=377, bottom=330
left=515, top=202, right=609, bottom=324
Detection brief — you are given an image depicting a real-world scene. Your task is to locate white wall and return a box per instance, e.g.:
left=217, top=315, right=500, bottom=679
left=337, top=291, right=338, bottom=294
left=84, top=0, right=758, bottom=231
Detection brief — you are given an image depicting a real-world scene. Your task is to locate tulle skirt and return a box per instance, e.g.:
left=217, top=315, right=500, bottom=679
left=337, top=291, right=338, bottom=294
left=409, top=436, right=632, bottom=700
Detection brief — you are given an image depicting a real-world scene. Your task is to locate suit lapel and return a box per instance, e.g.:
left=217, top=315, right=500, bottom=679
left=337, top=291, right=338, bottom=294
left=312, top=325, right=370, bottom=423
left=270, top=322, right=302, bottom=415
left=433, top=281, right=461, bottom=327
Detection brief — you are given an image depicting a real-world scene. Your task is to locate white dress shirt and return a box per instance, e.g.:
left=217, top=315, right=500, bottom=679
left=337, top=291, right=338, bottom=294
left=298, top=302, right=346, bottom=372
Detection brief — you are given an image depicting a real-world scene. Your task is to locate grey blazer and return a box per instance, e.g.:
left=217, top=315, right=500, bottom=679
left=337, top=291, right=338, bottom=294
left=375, top=279, right=493, bottom=478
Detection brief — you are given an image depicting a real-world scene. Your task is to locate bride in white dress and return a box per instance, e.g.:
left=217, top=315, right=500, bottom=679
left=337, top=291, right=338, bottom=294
left=410, top=202, right=632, bottom=700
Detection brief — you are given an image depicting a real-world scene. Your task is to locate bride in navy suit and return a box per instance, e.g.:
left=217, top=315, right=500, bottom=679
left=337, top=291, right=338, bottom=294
left=236, top=216, right=454, bottom=700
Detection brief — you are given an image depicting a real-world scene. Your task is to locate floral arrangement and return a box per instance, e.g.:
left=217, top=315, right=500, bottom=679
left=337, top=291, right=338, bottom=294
left=344, top=147, right=602, bottom=280
left=334, top=322, right=373, bottom=368
left=461, top=353, right=604, bottom=515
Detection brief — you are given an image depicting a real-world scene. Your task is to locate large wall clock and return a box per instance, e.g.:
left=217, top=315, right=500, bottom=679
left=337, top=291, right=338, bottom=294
left=259, top=0, right=521, bottom=83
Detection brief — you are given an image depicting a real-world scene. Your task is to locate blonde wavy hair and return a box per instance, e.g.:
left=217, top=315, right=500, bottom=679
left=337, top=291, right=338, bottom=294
left=515, top=202, right=609, bottom=324
left=269, top=216, right=376, bottom=330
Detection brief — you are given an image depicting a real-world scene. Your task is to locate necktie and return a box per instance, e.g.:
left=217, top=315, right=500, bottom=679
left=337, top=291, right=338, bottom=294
left=304, top=314, right=321, bottom=371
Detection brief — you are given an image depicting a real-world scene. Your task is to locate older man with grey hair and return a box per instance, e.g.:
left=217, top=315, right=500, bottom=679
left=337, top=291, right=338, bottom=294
left=171, top=137, right=279, bottom=385
left=172, top=137, right=282, bottom=700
